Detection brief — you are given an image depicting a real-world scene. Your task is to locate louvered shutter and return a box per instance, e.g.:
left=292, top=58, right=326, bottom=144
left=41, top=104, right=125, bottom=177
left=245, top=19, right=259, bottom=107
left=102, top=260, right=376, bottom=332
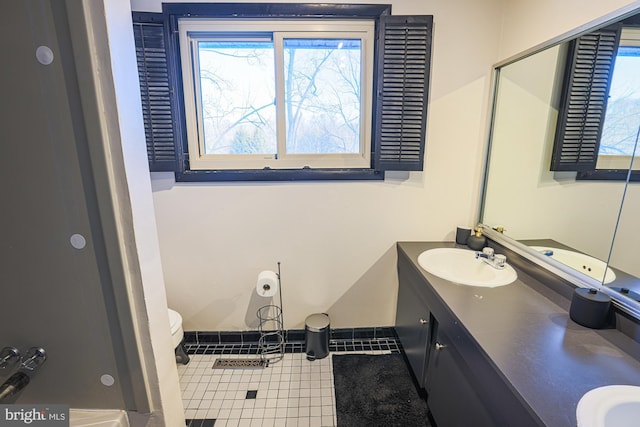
left=551, top=25, right=622, bottom=171
left=374, top=15, right=432, bottom=171
left=132, top=13, right=177, bottom=172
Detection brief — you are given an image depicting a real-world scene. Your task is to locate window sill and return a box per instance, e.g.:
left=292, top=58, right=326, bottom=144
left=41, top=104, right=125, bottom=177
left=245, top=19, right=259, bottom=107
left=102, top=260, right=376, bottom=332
left=175, top=168, right=385, bottom=182
left=576, top=170, right=640, bottom=181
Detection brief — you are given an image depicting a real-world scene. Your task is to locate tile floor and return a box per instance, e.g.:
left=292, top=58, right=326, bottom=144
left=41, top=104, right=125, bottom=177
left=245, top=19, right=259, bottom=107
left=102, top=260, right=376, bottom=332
left=178, top=340, right=399, bottom=427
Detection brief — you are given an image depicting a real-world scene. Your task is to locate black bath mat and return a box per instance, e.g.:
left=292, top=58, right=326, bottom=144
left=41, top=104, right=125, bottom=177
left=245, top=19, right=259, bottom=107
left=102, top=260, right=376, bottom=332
left=332, top=353, right=430, bottom=426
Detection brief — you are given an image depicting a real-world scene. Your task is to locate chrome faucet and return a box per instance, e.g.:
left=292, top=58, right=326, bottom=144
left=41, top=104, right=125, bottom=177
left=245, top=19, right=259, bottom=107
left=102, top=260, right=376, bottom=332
left=0, top=347, right=20, bottom=369
left=475, top=247, right=507, bottom=269
left=0, top=347, right=47, bottom=404
left=20, top=347, right=46, bottom=372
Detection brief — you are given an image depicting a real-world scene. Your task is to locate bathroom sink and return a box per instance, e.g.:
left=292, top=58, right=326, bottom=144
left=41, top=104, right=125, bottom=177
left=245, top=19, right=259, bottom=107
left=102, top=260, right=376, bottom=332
left=529, top=246, right=616, bottom=284
left=577, top=385, right=640, bottom=427
left=417, top=248, right=517, bottom=287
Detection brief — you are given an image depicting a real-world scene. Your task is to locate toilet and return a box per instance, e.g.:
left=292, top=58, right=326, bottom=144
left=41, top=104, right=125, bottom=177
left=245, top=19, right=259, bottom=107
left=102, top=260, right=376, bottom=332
left=168, top=308, right=190, bottom=365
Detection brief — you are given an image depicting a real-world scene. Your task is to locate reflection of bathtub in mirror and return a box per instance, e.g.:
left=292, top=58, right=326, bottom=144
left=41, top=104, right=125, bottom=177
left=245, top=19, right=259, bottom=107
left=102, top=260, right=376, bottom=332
left=528, top=246, right=616, bottom=284
left=519, top=239, right=640, bottom=299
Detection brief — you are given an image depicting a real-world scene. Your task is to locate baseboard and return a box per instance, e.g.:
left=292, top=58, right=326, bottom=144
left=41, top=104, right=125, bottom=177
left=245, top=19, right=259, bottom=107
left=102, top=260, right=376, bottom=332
left=184, top=327, right=397, bottom=345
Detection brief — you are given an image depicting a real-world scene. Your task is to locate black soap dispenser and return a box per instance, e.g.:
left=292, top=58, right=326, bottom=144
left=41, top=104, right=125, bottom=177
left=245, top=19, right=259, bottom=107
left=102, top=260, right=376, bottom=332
left=467, top=226, right=487, bottom=251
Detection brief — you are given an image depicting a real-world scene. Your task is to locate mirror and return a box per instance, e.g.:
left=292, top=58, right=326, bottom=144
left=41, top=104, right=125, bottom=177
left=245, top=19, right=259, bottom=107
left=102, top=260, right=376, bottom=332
left=481, top=9, right=640, bottom=315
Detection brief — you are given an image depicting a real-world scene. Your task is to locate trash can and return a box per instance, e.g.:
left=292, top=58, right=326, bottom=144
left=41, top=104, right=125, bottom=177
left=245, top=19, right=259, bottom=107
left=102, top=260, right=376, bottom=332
left=305, top=313, right=330, bottom=361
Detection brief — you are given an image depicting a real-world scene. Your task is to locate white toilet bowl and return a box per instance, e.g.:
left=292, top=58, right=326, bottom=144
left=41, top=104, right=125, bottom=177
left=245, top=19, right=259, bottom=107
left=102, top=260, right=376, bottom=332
left=168, top=308, right=184, bottom=348
left=168, top=308, right=189, bottom=364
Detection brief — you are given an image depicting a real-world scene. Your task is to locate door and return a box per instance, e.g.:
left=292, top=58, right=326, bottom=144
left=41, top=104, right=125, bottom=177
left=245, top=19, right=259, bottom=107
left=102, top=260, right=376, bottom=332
left=396, top=268, right=431, bottom=388
left=426, top=328, right=494, bottom=427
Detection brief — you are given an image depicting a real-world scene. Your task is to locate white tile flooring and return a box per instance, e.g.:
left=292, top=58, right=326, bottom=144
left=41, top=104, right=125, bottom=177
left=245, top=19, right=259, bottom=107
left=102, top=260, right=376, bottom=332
left=178, top=350, right=391, bottom=427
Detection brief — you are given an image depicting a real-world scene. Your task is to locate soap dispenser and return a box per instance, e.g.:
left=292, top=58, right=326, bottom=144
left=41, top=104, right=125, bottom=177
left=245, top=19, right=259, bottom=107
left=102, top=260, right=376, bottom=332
left=467, top=226, right=487, bottom=251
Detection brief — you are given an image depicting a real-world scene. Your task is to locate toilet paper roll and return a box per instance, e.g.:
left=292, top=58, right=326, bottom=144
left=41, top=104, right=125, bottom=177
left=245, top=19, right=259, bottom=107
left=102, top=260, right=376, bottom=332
left=256, top=270, right=278, bottom=297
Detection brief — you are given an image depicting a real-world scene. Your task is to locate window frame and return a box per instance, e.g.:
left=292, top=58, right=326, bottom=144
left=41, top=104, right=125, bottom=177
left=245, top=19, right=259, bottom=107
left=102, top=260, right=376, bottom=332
left=164, top=3, right=394, bottom=181
left=592, top=28, right=640, bottom=173
left=577, top=28, right=640, bottom=181
left=136, top=3, right=432, bottom=181
left=178, top=19, right=375, bottom=171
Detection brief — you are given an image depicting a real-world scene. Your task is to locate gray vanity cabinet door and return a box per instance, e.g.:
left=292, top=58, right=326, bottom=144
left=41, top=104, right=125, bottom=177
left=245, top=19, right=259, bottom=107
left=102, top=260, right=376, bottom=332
left=426, top=328, right=494, bottom=427
left=396, top=267, right=431, bottom=388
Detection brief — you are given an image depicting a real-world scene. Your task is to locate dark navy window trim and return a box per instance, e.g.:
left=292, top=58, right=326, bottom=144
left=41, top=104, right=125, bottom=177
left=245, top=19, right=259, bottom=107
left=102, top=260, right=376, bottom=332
left=577, top=170, right=640, bottom=182
left=162, top=3, right=391, bottom=19
left=133, top=3, right=432, bottom=182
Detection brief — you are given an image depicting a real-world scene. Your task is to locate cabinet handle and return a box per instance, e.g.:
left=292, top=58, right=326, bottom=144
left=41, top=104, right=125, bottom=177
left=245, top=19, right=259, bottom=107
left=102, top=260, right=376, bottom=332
left=435, top=342, right=447, bottom=351
left=419, top=318, right=428, bottom=325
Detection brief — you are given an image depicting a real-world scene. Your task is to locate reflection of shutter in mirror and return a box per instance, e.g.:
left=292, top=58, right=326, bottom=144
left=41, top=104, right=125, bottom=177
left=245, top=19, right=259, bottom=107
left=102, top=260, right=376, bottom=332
left=551, top=24, right=622, bottom=172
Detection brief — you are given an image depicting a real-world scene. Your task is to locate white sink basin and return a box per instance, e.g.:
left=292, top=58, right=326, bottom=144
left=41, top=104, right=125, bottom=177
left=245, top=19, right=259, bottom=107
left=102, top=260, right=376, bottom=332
left=577, top=385, right=640, bottom=427
left=417, top=248, right=517, bottom=287
left=529, top=246, right=616, bottom=284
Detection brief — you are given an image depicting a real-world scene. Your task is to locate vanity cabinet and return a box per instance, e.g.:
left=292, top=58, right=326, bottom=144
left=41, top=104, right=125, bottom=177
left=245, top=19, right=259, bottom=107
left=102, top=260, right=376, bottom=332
left=426, top=322, right=494, bottom=427
left=396, top=253, right=492, bottom=425
left=396, top=244, right=542, bottom=427
left=395, top=262, right=432, bottom=388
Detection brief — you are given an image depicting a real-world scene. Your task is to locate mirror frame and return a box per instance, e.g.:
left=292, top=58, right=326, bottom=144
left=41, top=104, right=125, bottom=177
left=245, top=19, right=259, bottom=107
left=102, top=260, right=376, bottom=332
left=479, top=3, right=640, bottom=320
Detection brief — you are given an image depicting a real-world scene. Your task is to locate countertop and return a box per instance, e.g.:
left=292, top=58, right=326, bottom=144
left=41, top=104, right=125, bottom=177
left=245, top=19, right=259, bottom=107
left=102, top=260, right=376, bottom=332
left=398, top=241, right=640, bottom=427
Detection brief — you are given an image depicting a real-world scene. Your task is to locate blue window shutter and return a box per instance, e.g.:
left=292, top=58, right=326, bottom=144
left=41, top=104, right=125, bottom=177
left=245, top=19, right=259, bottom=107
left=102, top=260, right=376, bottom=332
left=374, top=15, right=432, bottom=171
left=551, top=24, right=621, bottom=172
left=132, top=13, right=177, bottom=172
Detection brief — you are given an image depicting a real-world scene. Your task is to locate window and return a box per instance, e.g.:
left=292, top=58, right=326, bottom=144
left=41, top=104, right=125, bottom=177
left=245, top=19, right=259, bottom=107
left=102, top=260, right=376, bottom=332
left=133, top=4, right=432, bottom=181
left=597, top=28, right=640, bottom=170
left=179, top=20, right=374, bottom=170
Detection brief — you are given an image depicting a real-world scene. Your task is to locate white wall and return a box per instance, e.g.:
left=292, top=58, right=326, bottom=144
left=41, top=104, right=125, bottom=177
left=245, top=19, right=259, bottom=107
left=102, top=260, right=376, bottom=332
left=137, top=0, right=504, bottom=330
left=499, top=0, right=640, bottom=59
left=99, top=0, right=184, bottom=425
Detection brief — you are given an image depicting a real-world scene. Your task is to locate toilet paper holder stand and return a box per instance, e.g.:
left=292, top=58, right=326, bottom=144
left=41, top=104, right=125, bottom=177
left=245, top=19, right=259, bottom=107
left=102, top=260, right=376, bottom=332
left=256, top=262, right=285, bottom=364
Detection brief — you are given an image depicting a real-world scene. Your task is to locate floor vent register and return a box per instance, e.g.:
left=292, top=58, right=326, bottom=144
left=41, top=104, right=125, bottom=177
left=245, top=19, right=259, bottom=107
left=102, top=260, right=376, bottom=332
left=212, top=358, right=267, bottom=369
